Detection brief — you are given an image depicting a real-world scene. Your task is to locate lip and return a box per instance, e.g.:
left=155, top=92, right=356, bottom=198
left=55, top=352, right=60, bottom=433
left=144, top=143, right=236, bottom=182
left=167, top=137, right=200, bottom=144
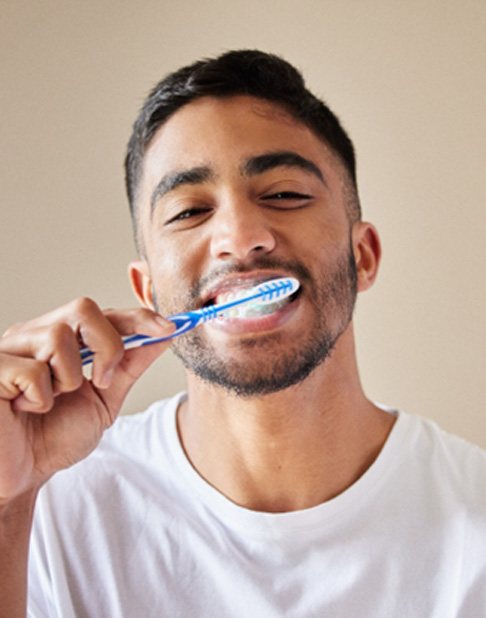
left=200, top=270, right=295, bottom=307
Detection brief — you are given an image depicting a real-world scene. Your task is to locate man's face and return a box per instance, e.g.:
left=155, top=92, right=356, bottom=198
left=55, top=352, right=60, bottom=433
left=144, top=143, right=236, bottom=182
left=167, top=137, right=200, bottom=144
left=133, top=95, right=359, bottom=396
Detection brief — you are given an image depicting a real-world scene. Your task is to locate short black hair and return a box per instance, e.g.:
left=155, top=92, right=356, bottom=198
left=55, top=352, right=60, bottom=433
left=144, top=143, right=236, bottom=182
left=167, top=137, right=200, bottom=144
left=125, top=49, right=360, bottom=250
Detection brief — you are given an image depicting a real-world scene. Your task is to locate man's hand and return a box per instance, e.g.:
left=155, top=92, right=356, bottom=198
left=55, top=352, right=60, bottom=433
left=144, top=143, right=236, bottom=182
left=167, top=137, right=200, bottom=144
left=0, top=297, right=175, bottom=503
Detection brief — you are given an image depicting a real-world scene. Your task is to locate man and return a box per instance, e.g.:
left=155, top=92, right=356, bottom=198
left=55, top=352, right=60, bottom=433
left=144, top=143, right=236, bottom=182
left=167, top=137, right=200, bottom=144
left=0, top=50, right=484, bottom=617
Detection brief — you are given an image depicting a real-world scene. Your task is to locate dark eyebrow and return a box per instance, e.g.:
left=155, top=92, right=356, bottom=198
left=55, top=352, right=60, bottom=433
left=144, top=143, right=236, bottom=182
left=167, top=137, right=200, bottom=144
left=150, top=166, right=214, bottom=214
left=241, top=151, right=326, bottom=185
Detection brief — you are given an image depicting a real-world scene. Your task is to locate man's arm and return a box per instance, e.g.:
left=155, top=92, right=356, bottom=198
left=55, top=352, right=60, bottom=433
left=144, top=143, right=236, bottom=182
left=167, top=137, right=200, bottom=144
left=0, top=299, right=174, bottom=616
left=0, top=490, right=37, bottom=618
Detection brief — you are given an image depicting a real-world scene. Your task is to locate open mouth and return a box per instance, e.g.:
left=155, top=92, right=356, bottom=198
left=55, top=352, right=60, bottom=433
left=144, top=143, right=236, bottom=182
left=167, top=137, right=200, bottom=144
left=203, top=284, right=301, bottom=320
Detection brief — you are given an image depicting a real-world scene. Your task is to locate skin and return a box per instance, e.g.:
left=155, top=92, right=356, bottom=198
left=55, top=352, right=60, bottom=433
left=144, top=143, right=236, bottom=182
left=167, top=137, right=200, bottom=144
left=0, top=304, right=175, bottom=616
left=0, top=94, right=394, bottom=615
left=129, top=95, right=395, bottom=512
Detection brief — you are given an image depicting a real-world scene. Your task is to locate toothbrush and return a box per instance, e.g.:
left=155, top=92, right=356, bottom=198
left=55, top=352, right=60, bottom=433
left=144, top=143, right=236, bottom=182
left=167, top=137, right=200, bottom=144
left=80, top=277, right=300, bottom=366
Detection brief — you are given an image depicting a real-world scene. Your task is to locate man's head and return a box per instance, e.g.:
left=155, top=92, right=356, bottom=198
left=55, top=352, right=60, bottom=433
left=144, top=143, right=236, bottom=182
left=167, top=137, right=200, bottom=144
left=127, top=51, right=380, bottom=397
left=125, top=49, right=361, bottom=254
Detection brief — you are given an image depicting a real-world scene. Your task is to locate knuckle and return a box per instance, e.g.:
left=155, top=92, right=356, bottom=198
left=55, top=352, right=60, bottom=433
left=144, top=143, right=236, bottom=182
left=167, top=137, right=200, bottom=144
left=46, top=322, right=74, bottom=347
left=29, top=359, right=51, bottom=382
left=71, top=296, right=98, bottom=319
left=134, top=307, right=155, bottom=324
left=138, top=307, right=156, bottom=319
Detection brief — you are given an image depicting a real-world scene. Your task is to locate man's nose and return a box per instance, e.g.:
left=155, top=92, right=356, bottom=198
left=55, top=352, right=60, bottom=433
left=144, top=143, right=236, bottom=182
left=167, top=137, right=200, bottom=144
left=209, top=200, right=276, bottom=261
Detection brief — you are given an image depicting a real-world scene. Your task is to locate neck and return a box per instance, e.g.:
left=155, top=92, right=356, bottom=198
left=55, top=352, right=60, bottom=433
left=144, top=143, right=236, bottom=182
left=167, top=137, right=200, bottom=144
left=177, top=327, right=395, bottom=512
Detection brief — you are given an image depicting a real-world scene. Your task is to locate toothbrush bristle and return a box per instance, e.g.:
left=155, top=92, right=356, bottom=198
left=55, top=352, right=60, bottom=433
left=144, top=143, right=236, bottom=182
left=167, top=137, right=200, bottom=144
left=256, top=277, right=300, bottom=304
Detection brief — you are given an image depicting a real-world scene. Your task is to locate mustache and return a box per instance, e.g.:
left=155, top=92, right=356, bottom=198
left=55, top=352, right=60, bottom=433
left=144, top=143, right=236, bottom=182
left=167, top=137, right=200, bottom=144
left=186, top=257, right=314, bottom=306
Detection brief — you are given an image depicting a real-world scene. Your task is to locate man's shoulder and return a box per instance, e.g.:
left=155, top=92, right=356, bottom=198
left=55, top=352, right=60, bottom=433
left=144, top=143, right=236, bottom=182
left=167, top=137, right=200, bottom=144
left=402, top=410, right=486, bottom=509
left=409, top=411, right=486, bottom=467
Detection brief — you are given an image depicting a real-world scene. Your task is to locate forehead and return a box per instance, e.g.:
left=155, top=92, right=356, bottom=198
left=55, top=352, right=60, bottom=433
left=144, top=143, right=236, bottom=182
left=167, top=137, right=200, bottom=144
left=138, top=96, right=344, bottom=207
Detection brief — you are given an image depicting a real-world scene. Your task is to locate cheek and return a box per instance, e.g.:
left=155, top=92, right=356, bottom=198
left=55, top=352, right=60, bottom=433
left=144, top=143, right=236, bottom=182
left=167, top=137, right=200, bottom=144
left=147, top=240, right=205, bottom=313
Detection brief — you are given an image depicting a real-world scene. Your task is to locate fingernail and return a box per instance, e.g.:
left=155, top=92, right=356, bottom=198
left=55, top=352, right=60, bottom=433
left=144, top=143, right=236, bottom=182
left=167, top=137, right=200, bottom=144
left=155, top=315, right=175, bottom=330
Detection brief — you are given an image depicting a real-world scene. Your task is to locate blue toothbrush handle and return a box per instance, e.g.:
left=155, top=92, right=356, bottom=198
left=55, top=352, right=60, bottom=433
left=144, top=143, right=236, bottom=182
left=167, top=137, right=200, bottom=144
left=80, top=312, right=202, bottom=366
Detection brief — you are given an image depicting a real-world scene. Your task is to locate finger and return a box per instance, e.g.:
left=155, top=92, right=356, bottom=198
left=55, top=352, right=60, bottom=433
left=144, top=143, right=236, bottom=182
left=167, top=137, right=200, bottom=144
left=103, top=307, right=175, bottom=339
left=93, top=307, right=176, bottom=393
left=92, top=309, right=175, bottom=414
left=0, top=298, right=122, bottom=391
left=73, top=303, right=125, bottom=390
left=94, top=336, right=173, bottom=414
left=46, top=326, right=84, bottom=396
left=0, top=324, right=83, bottom=397
left=0, top=353, right=53, bottom=413
left=102, top=307, right=176, bottom=385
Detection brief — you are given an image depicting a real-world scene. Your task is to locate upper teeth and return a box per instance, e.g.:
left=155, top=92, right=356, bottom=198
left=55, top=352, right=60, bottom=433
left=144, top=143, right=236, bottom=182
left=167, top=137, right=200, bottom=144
left=212, top=287, right=290, bottom=320
left=215, top=289, right=253, bottom=305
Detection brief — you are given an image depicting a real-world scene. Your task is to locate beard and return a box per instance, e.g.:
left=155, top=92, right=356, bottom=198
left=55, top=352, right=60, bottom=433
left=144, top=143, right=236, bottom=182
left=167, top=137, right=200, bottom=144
left=154, top=239, right=358, bottom=398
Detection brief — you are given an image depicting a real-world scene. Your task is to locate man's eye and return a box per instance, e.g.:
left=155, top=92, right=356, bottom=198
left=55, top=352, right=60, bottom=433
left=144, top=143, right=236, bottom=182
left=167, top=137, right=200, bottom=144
left=165, top=207, right=212, bottom=225
left=262, top=191, right=313, bottom=203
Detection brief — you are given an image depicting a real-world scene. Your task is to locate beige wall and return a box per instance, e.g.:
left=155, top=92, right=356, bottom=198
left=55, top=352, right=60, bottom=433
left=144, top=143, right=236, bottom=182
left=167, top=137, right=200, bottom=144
left=1, top=1, right=484, bottom=447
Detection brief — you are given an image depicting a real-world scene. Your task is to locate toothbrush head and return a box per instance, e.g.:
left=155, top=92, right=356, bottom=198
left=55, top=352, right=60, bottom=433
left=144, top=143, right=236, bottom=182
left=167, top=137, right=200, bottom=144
left=252, top=277, right=300, bottom=304
left=209, top=277, right=301, bottom=318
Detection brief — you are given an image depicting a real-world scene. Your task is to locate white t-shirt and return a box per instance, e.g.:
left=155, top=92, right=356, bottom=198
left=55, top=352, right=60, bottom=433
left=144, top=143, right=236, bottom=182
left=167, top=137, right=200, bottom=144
left=28, top=393, right=486, bottom=617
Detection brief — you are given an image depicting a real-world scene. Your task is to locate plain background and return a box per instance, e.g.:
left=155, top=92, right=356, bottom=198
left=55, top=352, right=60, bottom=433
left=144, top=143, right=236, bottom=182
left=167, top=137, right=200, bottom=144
left=1, top=1, right=484, bottom=447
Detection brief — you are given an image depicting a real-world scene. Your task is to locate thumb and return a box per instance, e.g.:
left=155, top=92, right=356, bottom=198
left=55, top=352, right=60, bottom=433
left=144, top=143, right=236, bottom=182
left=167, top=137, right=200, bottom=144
left=97, top=321, right=175, bottom=413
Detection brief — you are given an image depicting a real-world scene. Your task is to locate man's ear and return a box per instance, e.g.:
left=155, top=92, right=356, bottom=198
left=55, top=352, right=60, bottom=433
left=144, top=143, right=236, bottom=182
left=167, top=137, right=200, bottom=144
left=351, top=222, right=382, bottom=292
left=128, top=260, right=155, bottom=309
